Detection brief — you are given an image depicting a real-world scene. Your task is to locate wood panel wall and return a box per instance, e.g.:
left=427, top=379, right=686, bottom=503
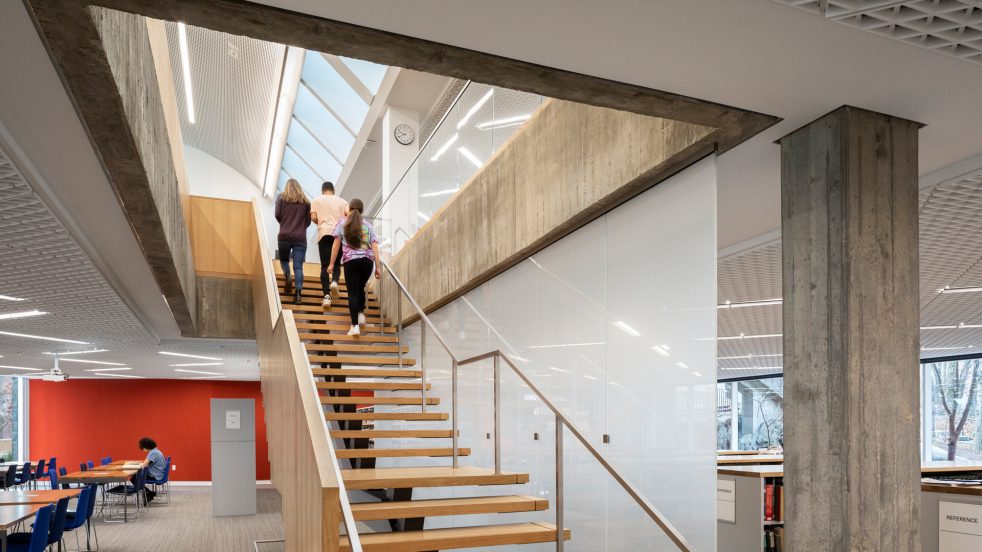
left=190, top=196, right=257, bottom=277
left=383, top=99, right=715, bottom=320
left=251, top=200, right=343, bottom=551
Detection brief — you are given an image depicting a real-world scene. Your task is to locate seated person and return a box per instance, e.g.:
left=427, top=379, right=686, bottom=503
left=138, top=437, right=166, bottom=502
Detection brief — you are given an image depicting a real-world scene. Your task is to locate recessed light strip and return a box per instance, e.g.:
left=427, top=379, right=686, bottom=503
left=718, top=298, right=782, bottom=309
left=475, top=114, right=532, bottom=130
left=0, top=365, right=44, bottom=372
left=939, top=286, right=982, bottom=294
left=430, top=133, right=458, bottom=161
left=457, top=147, right=484, bottom=169
left=0, top=310, right=47, bottom=321
left=84, top=367, right=132, bottom=372
left=59, top=358, right=125, bottom=366
left=456, top=89, right=494, bottom=130
left=0, top=331, right=88, bottom=344
left=0, top=295, right=25, bottom=302
left=170, top=363, right=223, bottom=367
left=177, top=22, right=197, bottom=124
left=612, top=321, right=641, bottom=337
left=159, top=352, right=221, bottom=361
left=95, top=372, right=145, bottom=379
left=174, top=368, right=222, bottom=376
left=43, top=349, right=109, bottom=356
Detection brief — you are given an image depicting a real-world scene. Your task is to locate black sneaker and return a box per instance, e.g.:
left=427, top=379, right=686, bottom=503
left=294, top=289, right=302, bottom=304
left=283, top=274, right=292, bottom=295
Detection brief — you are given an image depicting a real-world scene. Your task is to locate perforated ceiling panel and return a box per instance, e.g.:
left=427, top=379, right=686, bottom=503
left=165, top=22, right=285, bottom=186
left=719, top=170, right=982, bottom=379
left=0, top=146, right=257, bottom=380
left=776, top=1, right=982, bottom=65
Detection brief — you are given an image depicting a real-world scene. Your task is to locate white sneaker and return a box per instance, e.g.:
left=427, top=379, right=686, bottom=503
left=358, top=311, right=367, bottom=326
left=346, top=325, right=360, bottom=336
left=321, top=295, right=331, bottom=308
left=330, top=281, right=340, bottom=300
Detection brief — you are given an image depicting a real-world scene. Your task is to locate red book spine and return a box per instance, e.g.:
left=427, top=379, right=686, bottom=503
left=764, top=483, right=775, bottom=521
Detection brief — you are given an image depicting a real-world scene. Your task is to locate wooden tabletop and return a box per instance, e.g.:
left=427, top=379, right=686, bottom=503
left=717, top=450, right=779, bottom=456
left=0, top=503, right=46, bottom=530
left=60, top=469, right=137, bottom=484
left=717, top=454, right=784, bottom=465
left=717, top=465, right=785, bottom=478
left=0, top=489, right=81, bottom=506
left=920, top=461, right=982, bottom=474
left=921, top=483, right=982, bottom=496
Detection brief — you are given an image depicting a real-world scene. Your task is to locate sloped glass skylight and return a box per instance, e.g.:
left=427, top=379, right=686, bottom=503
left=278, top=51, right=388, bottom=197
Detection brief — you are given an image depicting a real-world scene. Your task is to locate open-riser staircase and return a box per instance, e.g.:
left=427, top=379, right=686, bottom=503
left=275, top=273, right=571, bottom=551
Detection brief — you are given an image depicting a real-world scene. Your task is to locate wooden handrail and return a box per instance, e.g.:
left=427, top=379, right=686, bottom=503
left=250, top=199, right=361, bottom=551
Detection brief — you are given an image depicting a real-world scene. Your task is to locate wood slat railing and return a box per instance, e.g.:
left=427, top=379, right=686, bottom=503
left=250, top=199, right=361, bottom=551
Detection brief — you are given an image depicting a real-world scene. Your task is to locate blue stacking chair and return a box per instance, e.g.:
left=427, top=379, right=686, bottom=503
left=3, top=465, right=17, bottom=490
left=30, top=459, right=46, bottom=490
left=58, top=467, right=70, bottom=489
left=79, top=463, right=87, bottom=472
left=46, top=468, right=58, bottom=491
left=7, top=496, right=68, bottom=552
left=14, top=462, right=32, bottom=487
left=146, top=456, right=172, bottom=505
left=100, top=457, right=109, bottom=466
left=4, top=503, right=51, bottom=552
left=105, top=457, right=112, bottom=463
left=107, top=467, right=148, bottom=517
left=63, top=485, right=94, bottom=552
left=86, top=461, right=94, bottom=470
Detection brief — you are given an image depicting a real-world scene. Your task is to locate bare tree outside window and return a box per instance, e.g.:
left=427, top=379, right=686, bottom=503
left=932, top=359, right=982, bottom=461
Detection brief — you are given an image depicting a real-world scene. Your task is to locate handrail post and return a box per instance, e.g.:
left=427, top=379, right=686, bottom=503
left=556, top=416, right=564, bottom=551
left=493, top=353, right=501, bottom=475
left=421, top=321, right=427, bottom=414
left=452, top=357, right=459, bottom=468
left=397, top=288, right=403, bottom=370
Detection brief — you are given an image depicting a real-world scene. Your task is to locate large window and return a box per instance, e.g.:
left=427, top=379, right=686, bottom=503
left=922, top=358, right=982, bottom=462
left=0, top=377, right=25, bottom=462
left=717, top=377, right=784, bottom=451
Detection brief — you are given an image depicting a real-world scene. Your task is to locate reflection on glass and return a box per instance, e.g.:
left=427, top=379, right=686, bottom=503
left=923, top=358, right=982, bottom=461
left=717, top=377, right=784, bottom=451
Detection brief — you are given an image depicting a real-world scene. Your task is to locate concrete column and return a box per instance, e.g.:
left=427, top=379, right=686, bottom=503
left=780, top=106, right=921, bottom=551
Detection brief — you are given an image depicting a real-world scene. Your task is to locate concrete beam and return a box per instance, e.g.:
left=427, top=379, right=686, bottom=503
left=780, top=106, right=921, bottom=550
left=384, top=99, right=715, bottom=318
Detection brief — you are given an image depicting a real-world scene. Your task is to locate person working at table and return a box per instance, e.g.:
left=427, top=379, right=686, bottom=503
left=138, top=437, right=166, bottom=502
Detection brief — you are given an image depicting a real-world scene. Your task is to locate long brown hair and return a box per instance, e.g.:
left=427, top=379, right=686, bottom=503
left=344, top=198, right=365, bottom=248
left=281, top=179, right=310, bottom=205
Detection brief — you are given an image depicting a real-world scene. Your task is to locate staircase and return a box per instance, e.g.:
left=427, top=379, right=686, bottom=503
left=275, top=272, right=571, bottom=551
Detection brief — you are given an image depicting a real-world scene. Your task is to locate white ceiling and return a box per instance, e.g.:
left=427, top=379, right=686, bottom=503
left=0, top=144, right=257, bottom=381
left=165, top=21, right=285, bottom=188
left=255, top=0, right=982, bottom=250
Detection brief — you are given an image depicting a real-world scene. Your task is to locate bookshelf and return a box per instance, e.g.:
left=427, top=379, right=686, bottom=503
left=717, top=465, right=784, bottom=552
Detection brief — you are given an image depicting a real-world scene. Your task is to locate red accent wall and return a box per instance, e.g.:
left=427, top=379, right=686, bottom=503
left=29, top=379, right=270, bottom=482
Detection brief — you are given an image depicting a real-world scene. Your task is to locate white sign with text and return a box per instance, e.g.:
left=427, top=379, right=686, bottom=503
left=940, top=501, right=982, bottom=551
left=225, top=410, right=241, bottom=430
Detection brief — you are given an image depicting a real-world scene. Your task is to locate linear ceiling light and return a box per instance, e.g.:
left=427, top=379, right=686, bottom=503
left=676, top=362, right=688, bottom=369
left=939, top=286, right=982, bottom=294
left=456, top=89, right=494, bottom=130
left=95, top=372, right=144, bottom=379
left=417, top=211, right=431, bottom=223
left=174, top=368, right=222, bottom=376
left=457, top=147, right=484, bottom=169
left=170, top=362, right=223, bottom=367
left=717, top=299, right=782, bottom=309
left=189, top=375, right=226, bottom=380
left=0, top=295, right=25, bottom=302
left=420, top=188, right=458, bottom=198
left=719, top=366, right=783, bottom=371
left=921, top=346, right=970, bottom=351
left=718, top=353, right=782, bottom=360
left=177, top=22, right=196, bottom=124
left=43, top=349, right=108, bottom=356
left=612, top=321, right=641, bottom=337
left=159, top=351, right=221, bottom=361
left=58, top=358, right=125, bottom=366
left=83, top=367, right=132, bottom=372
left=0, top=310, right=46, bottom=321
left=0, top=365, right=44, bottom=372
left=430, top=134, right=458, bottom=161
left=476, top=114, right=532, bottom=130
left=529, top=342, right=604, bottom=349
left=0, top=330, right=88, bottom=344
left=717, top=333, right=783, bottom=341
left=650, top=345, right=670, bottom=357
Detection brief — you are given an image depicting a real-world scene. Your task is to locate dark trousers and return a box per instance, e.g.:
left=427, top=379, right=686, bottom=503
left=343, top=257, right=374, bottom=325
left=278, top=240, right=307, bottom=290
left=318, top=235, right=342, bottom=294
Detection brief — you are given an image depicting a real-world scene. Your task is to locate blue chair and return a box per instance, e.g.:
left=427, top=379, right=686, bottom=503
left=63, top=485, right=93, bottom=552
left=31, top=458, right=46, bottom=490
left=3, top=503, right=51, bottom=552
left=3, top=465, right=17, bottom=490
left=7, top=496, right=67, bottom=552
left=57, top=467, right=70, bottom=490
left=67, top=483, right=99, bottom=551
left=79, top=463, right=87, bottom=472
left=86, top=461, right=94, bottom=470
left=99, top=457, right=109, bottom=466
left=146, top=456, right=172, bottom=505
left=107, top=467, right=148, bottom=517
left=14, top=462, right=32, bottom=487
left=105, top=456, right=112, bottom=463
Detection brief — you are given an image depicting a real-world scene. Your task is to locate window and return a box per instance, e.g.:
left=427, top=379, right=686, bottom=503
left=717, top=376, right=784, bottom=451
left=0, top=377, right=25, bottom=462
left=922, top=358, right=982, bottom=462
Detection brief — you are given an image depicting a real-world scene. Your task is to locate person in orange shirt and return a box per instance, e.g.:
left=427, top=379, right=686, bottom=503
left=310, top=181, right=348, bottom=308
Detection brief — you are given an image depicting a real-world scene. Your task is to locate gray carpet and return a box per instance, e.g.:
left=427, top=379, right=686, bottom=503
left=75, top=486, right=285, bottom=552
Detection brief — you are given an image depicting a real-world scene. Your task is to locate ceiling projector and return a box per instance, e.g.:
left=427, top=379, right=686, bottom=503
left=41, top=367, right=68, bottom=382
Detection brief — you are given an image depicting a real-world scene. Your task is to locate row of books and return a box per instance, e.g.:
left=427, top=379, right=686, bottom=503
left=764, top=481, right=784, bottom=521
left=763, top=527, right=785, bottom=552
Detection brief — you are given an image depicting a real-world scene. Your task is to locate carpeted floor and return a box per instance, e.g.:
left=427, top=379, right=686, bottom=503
left=71, top=485, right=285, bottom=552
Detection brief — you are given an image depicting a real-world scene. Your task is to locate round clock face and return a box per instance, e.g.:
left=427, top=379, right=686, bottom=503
left=394, top=124, right=415, bottom=146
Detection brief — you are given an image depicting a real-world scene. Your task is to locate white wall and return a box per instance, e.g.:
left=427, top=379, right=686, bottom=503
left=362, top=157, right=718, bottom=551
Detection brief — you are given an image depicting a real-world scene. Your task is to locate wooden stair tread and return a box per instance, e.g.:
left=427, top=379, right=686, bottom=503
left=299, top=332, right=399, bottom=343
left=339, top=523, right=570, bottom=551
left=285, top=304, right=381, bottom=314
left=307, top=354, right=412, bottom=365
left=291, top=313, right=387, bottom=324
left=311, top=368, right=421, bottom=378
left=305, top=343, right=406, bottom=354
left=317, top=381, right=430, bottom=391
left=296, top=323, right=395, bottom=333
left=331, top=429, right=452, bottom=439
left=336, top=447, right=470, bottom=459
left=326, top=412, right=447, bottom=421
left=341, top=466, right=530, bottom=490
left=320, top=396, right=439, bottom=405
left=281, top=294, right=379, bottom=306
left=350, top=495, right=548, bottom=520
